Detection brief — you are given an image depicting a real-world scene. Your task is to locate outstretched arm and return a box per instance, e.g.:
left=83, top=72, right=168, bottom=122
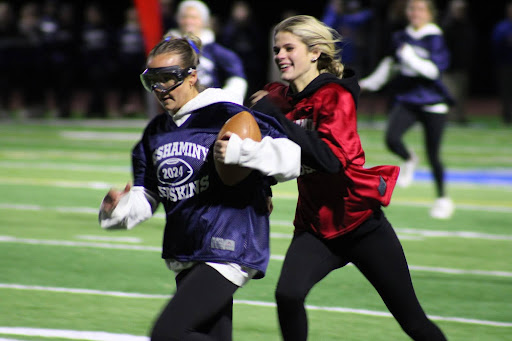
left=359, top=56, right=395, bottom=91
left=99, top=184, right=159, bottom=230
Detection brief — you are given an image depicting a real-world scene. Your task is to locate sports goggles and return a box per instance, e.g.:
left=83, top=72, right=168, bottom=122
left=140, top=65, right=196, bottom=93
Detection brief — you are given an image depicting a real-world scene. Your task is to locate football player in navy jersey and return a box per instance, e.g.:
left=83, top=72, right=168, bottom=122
left=98, top=34, right=300, bottom=341
left=360, top=0, right=455, bottom=219
left=250, top=15, right=447, bottom=340
left=166, top=0, right=248, bottom=104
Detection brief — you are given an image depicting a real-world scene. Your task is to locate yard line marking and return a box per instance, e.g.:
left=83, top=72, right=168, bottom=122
left=0, top=327, right=147, bottom=341
left=0, top=284, right=168, bottom=299
left=2, top=198, right=512, bottom=218
left=0, top=161, right=129, bottom=173
left=3, top=203, right=512, bottom=235
left=1, top=236, right=511, bottom=278
left=0, top=179, right=114, bottom=189
left=270, top=232, right=423, bottom=241
left=75, top=235, right=143, bottom=243
left=0, top=235, right=160, bottom=252
left=270, top=220, right=512, bottom=241
left=389, top=200, right=512, bottom=213
left=406, top=265, right=512, bottom=277
left=394, top=228, right=512, bottom=240
left=0, top=150, right=128, bottom=161
left=60, top=131, right=140, bottom=141
left=1, top=203, right=512, bottom=241
left=1, top=285, right=512, bottom=328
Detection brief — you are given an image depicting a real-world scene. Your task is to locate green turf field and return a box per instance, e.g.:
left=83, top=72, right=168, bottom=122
left=0, top=117, right=511, bottom=340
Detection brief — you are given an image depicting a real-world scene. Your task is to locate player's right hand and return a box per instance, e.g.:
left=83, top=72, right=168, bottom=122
left=100, top=183, right=131, bottom=215
left=249, top=90, right=269, bottom=106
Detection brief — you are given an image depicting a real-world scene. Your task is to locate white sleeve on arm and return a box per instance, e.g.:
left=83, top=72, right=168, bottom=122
left=359, top=56, right=394, bottom=91
left=223, top=76, right=248, bottom=104
left=398, top=44, right=439, bottom=79
left=224, top=134, right=301, bottom=182
left=99, top=186, right=159, bottom=230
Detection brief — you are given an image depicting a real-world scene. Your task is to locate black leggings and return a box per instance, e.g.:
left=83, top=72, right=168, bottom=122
left=385, top=103, right=447, bottom=197
left=150, top=263, right=239, bottom=341
left=275, top=210, right=447, bottom=341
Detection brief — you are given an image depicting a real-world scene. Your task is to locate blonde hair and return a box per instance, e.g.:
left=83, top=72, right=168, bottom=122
left=148, top=34, right=202, bottom=68
left=147, top=34, right=204, bottom=91
left=274, top=15, right=345, bottom=78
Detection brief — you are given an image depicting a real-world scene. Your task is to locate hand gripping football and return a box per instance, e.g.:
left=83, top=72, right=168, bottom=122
left=215, top=111, right=262, bottom=186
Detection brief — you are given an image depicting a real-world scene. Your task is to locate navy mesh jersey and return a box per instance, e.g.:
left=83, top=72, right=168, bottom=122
left=132, top=102, right=287, bottom=278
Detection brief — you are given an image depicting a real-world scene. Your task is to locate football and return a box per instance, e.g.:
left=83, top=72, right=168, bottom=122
left=215, top=111, right=262, bottom=186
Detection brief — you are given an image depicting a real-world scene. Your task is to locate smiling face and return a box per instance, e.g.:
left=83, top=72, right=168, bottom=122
left=146, top=52, right=198, bottom=114
left=273, top=31, right=320, bottom=93
left=406, top=0, right=433, bottom=30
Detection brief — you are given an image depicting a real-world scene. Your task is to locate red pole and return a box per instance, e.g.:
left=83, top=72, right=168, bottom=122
left=134, top=0, right=164, bottom=56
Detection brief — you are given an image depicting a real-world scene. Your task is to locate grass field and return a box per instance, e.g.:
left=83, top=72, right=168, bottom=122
left=0, top=115, right=511, bottom=341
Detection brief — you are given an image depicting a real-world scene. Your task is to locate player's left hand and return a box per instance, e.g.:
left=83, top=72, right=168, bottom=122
left=214, top=131, right=232, bottom=163
left=249, top=90, right=269, bottom=106
left=100, top=183, right=131, bottom=215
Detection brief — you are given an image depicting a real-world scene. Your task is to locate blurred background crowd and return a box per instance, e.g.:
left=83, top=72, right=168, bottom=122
left=0, top=0, right=511, bottom=124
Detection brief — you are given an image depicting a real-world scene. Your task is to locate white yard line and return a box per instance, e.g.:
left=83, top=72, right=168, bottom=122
left=1, top=194, right=512, bottom=216
left=0, top=327, right=148, bottom=341
left=1, top=202, right=512, bottom=243
left=270, top=220, right=512, bottom=240
left=1, top=284, right=511, bottom=328
left=0, top=235, right=511, bottom=278
left=75, top=235, right=143, bottom=243
left=3, top=202, right=511, bottom=240
left=60, top=131, right=140, bottom=141
left=0, top=161, right=129, bottom=173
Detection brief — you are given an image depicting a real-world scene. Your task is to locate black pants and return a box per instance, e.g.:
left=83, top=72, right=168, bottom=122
left=275, top=210, right=447, bottom=341
left=150, top=263, right=238, bottom=341
left=385, top=103, right=447, bottom=197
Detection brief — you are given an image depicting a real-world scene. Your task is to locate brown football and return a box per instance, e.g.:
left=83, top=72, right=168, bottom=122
left=215, top=111, right=262, bottom=186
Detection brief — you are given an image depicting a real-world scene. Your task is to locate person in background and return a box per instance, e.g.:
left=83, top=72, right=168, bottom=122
left=116, top=6, right=146, bottom=116
left=220, top=0, right=266, bottom=100
left=39, top=0, right=59, bottom=117
left=359, top=0, right=455, bottom=219
left=15, top=2, right=45, bottom=118
left=79, top=3, right=115, bottom=118
left=385, top=0, right=410, bottom=34
left=0, top=1, right=18, bottom=117
left=98, top=34, right=300, bottom=340
left=491, top=0, right=512, bottom=125
left=160, top=0, right=177, bottom=32
left=43, top=2, right=79, bottom=118
left=322, top=0, right=374, bottom=76
left=251, top=14, right=447, bottom=341
left=166, top=0, right=248, bottom=103
left=441, top=0, right=475, bottom=125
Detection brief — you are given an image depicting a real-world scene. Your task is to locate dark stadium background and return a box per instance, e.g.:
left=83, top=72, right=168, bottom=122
left=10, top=0, right=510, bottom=98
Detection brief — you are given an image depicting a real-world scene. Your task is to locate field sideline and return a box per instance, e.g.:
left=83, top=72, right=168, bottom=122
left=0, top=118, right=511, bottom=340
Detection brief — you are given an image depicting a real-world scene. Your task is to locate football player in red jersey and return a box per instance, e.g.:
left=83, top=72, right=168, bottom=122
left=251, top=14, right=447, bottom=341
